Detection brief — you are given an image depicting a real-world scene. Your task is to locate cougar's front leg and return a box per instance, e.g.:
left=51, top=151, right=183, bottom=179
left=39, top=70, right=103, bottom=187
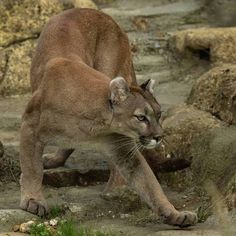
left=19, top=112, right=48, bottom=216
left=110, top=139, right=197, bottom=227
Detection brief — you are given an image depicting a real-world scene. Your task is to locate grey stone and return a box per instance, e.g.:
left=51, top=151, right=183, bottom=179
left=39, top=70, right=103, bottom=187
left=0, top=209, right=36, bottom=232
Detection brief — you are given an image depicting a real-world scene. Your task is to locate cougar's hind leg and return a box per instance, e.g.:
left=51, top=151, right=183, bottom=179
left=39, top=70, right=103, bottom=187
left=20, top=93, right=48, bottom=216
left=104, top=163, right=126, bottom=193
left=142, top=149, right=191, bottom=173
left=43, top=148, right=74, bottom=169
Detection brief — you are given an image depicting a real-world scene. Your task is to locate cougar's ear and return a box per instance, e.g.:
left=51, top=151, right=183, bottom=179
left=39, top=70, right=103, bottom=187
left=109, top=77, right=130, bottom=104
left=140, top=79, right=155, bottom=94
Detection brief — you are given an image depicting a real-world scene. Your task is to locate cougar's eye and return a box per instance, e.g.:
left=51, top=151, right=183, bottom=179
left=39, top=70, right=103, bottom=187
left=135, top=115, right=147, bottom=122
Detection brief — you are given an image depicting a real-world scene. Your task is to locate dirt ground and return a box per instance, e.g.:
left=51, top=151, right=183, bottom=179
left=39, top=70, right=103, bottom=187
left=0, top=0, right=236, bottom=235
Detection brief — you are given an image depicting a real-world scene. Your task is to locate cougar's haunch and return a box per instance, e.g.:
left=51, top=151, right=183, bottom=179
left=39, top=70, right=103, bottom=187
left=19, top=8, right=197, bottom=227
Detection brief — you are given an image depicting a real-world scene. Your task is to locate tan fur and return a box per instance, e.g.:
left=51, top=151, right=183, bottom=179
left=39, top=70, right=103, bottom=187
left=19, top=8, right=197, bottom=227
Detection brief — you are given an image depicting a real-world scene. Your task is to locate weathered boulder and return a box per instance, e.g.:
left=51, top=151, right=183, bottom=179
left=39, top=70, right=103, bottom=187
left=156, top=104, right=221, bottom=162
left=156, top=104, right=222, bottom=189
left=188, top=65, right=236, bottom=125
left=0, top=0, right=97, bottom=95
left=0, top=209, right=35, bottom=233
left=170, top=27, right=236, bottom=65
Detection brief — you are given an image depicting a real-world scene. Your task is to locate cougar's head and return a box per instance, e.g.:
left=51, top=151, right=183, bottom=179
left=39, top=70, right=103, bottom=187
left=109, top=77, right=163, bottom=149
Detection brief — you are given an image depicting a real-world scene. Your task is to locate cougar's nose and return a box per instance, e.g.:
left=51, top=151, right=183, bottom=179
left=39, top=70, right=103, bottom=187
left=153, top=135, right=163, bottom=144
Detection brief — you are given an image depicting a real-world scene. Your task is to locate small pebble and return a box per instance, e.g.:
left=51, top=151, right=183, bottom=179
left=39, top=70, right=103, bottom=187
left=120, top=214, right=130, bottom=219
left=13, top=224, right=20, bottom=232
left=19, top=220, right=35, bottom=233
left=49, top=218, right=58, bottom=227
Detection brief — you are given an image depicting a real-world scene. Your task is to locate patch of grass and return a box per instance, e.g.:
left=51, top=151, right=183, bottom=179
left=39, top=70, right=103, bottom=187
left=49, top=205, right=64, bottom=218
left=29, top=220, right=116, bottom=236
left=30, top=223, right=52, bottom=236
left=57, top=221, right=116, bottom=236
left=197, top=205, right=212, bottom=223
left=56, top=221, right=78, bottom=236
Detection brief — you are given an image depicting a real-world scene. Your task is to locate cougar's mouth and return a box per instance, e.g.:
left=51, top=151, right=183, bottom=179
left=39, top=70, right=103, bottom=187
left=139, top=136, right=162, bottom=149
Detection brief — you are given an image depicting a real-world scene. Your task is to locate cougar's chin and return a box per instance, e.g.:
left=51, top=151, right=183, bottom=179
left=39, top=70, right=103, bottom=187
left=144, top=139, right=157, bottom=149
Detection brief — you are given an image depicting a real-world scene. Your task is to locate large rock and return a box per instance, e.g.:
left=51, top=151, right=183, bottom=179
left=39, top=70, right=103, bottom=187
left=157, top=104, right=221, bottom=162
left=0, top=0, right=97, bottom=95
left=170, top=27, right=236, bottom=65
left=188, top=65, right=236, bottom=125
left=0, top=209, right=35, bottom=232
left=157, top=104, right=221, bottom=189
left=191, top=126, right=236, bottom=207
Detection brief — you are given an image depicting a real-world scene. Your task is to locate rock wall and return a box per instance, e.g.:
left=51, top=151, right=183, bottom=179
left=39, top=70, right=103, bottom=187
left=160, top=27, right=236, bottom=208
left=0, top=0, right=97, bottom=96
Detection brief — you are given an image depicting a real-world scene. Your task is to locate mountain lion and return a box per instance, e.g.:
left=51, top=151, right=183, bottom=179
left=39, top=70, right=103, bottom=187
left=19, top=8, right=197, bottom=227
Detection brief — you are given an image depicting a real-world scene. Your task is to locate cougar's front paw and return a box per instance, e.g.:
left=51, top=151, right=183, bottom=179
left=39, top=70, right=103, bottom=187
left=20, top=198, right=48, bottom=217
left=164, top=211, right=198, bottom=228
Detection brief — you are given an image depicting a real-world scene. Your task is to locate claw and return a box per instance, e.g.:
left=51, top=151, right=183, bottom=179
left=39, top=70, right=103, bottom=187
left=27, top=199, right=47, bottom=216
left=164, top=211, right=198, bottom=227
left=21, top=198, right=48, bottom=217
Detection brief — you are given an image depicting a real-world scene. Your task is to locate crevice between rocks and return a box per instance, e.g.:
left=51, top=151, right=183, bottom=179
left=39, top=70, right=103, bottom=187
left=0, top=53, right=9, bottom=89
left=1, top=33, right=40, bottom=49
left=187, top=47, right=211, bottom=61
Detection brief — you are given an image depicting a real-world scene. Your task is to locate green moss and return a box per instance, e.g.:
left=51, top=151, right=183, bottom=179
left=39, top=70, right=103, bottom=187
left=49, top=205, right=65, bottom=219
